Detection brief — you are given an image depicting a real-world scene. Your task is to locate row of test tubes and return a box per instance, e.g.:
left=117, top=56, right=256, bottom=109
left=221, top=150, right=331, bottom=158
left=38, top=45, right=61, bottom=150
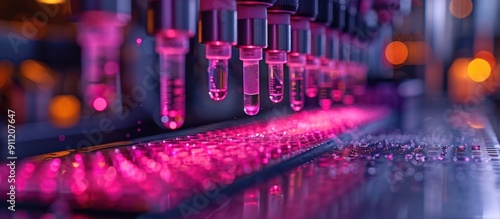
left=76, top=0, right=378, bottom=130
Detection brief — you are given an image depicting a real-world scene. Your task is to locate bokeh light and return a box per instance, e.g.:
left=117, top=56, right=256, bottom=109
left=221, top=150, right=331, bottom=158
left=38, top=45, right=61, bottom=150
left=449, top=0, right=473, bottom=19
left=20, top=60, right=56, bottom=90
left=385, top=41, right=408, bottom=65
left=474, top=51, right=496, bottom=69
left=448, top=58, right=473, bottom=103
left=450, top=58, right=471, bottom=75
left=49, top=95, right=81, bottom=127
left=468, top=58, right=491, bottom=82
left=0, top=75, right=4, bottom=89
left=467, top=116, right=486, bottom=129
left=405, top=41, right=432, bottom=65
left=0, top=61, right=14, bottom=89
left=36, top=0, right=65, bottom=4
left=93, top=98, right=108, bottom=112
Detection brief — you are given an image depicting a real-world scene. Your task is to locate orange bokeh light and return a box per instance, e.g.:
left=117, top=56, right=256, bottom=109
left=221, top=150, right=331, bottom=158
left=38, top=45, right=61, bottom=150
left=49, top=95, right=81, bottom=127
left=20, top=60, right=56, bottom=89
left=449, top=0, right=473, bottom=19
left=385, top=41, right=408, bottom=65
left=467, top=116, right=486, bottom=129
left=449, top=58, right=473, bottom=102
left=36, top=0, right=65, bottom=4
left=474, top=50, right=496, bottom=69
left=468, top=58, right=491, bottom=82
left=0, top=61, right=14, bottom=88
left=405, top=41, right=432, bottom=65
left=450, top=58, right=471, bottom=78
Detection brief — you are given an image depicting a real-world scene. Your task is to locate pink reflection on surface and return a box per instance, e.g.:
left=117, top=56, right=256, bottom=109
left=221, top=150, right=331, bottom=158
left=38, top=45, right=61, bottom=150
left=193, top=149, right=367, bottom=219
left=0, top=106, right=388, bottom=212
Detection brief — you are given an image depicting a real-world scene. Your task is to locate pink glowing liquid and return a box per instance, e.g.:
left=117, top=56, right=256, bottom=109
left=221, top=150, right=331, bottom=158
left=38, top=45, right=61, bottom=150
left=268, top=64, right=284, bottom=103
left=243, top=62, right=260, bottom=115
left=208, top=59, right=228, bottom=101
left=319, top=84, right=332, bottom=110
left=318, top=68, right=333, bottom=110
left=332, top=73, right=343, bottom=103
left=159, top=54, right=185, bottom=129
left=343, top=95, right=354, bottom=105
left=160, top=77, right=185, bottom=129
left=289, top=67, right=305, bottom=111
left=305, top=68, right=319, bottom=98
left=332, top=90, right=343, bottom=102
left=78, top=19, right=124, bottom=113
left=82, top=47, right=120, bottom=112
left=244, top=94, right=260, bottom=115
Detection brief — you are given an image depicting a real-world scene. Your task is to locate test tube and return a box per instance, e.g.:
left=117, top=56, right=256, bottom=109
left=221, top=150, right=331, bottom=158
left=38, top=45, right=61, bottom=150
left=318, top=60, right=333, bottom=109
left=206, top=44, right=232, bottom=101
left=305, top=57, right=320, bottom=98
left=266, top=51, right=286, bottom=103
left=288, top=54, right=306, bottom=111
left=157, top=36, right=189, bottom=130
left=237, top=1, right=274, bottom=115
left=241, top=48, right=263, bottom=115
left=77, top=6, right=130, bottom=113
left=199, top=0, right=237, bottom=101
left=147, top=0, right=197, bottom=129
